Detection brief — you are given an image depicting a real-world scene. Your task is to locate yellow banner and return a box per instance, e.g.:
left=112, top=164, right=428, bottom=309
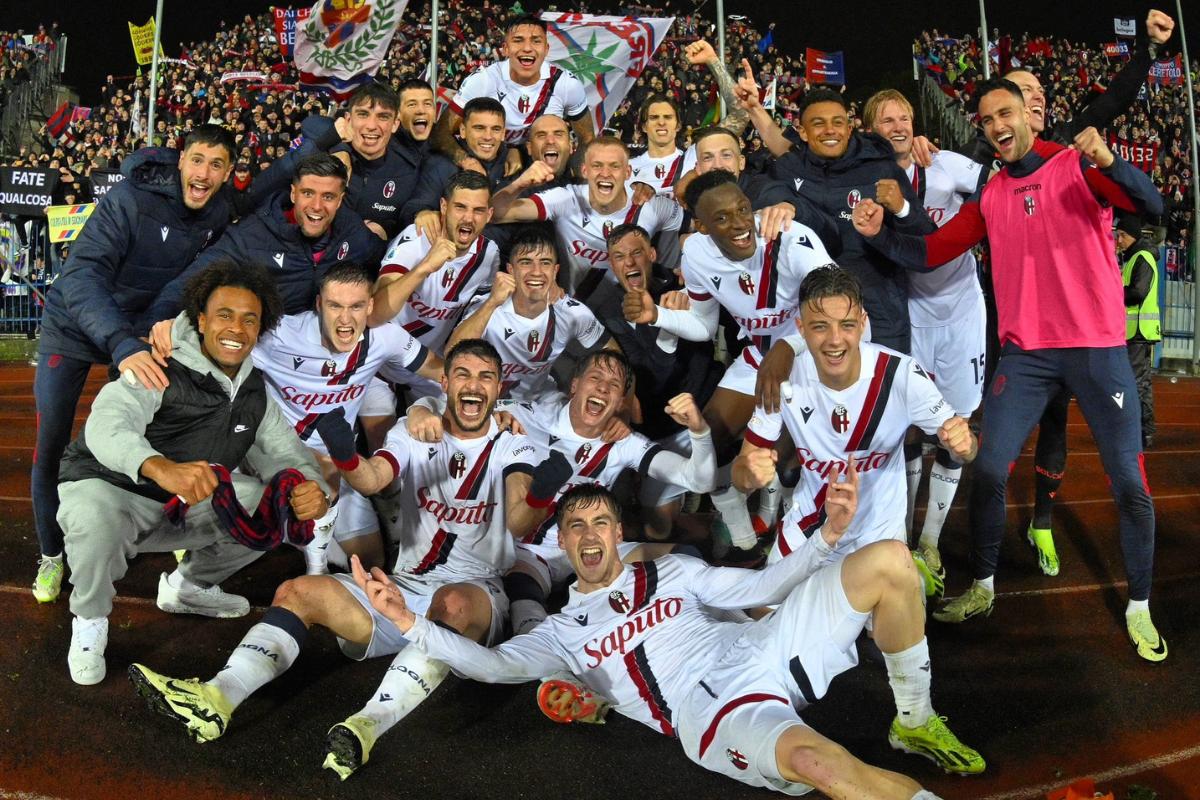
left=128, top=18, right=161, bottom=66
left=46, top=204, right=97, bottom=242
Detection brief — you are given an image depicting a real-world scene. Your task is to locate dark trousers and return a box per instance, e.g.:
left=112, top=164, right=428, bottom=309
left=970, top=345, right=1154, bottom=599
left=1127, top=339, right=1155, bottom=439
left=32, top=350, right=94, bottom=556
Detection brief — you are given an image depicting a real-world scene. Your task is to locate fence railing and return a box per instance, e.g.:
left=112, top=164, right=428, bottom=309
left=0, top=220, right=52, bottom=335
left=916, top=72, right=977, bottom=152
left=0, top=37, right=67, bottom=156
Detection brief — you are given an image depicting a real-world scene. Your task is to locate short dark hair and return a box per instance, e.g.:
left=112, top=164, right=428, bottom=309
left=443, top=169, right=492, bottom=200
left=397, top=78, right=434, bottom=100
left=555, top=483, right=622, bottom=530
left=798, top=88, right=849, bottom=119
left=294, top=152, right=348, bottom=185
left=506, top=15, right=548, bottom=36
left=347, top=82, right=399, bottom=113
left=639, top=93, right=681, bottom=128
left=462, top=97, right=506, bottom=123
left=508, top=227, right=559, bottom=263
left=183, top=123, right=235, bottom=162
left=605, top=222, right=652, bottom=249
left=972, top=77, right=1024, bottom=112
left=691, top=125, right=741, bottom=152
left=445, top=338, right=502, bottom=376
left=318, top=262, right=372, bottom=294
left=684, top=167, right=738, bottom=212
left=798, top=264, right=862, bottom=312
left=183, top=261, right=283, bottom=335
left=572, top=349, right=634, bottom=395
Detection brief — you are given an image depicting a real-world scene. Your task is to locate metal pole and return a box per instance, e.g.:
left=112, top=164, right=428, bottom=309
left=146, top=0, right=164, bottom=145
left=716, top=0, right=725, bottom=63
left=978, top=0, right=991, bottom=79
left=427, top=0, right=436, bottom=97
left=1174, top=1, right=1200, bottom=367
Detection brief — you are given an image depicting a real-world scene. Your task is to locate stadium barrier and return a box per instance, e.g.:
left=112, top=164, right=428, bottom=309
left=0, top=219, right=49, bottom=336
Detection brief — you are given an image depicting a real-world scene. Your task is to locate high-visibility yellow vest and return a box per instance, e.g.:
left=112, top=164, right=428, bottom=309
left=1123, top=249, right=1160, bottom=342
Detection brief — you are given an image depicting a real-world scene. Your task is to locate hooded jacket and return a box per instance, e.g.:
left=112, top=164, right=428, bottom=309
left=59, top=312, right=324, bottom=502
left=40, top=148, right=232, bottom=365
left=770, top=132, right=935, bottom=351
left=142, top=188, right=386, bottom=324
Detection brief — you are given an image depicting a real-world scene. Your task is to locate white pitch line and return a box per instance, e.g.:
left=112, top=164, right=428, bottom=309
left=973, top=742, right=1200, bottom=800
left=0, top=583, right=272, bottom=613
left=0, top=791, right=72, bottom=800
left=995, top=570, right=1200, bottom=599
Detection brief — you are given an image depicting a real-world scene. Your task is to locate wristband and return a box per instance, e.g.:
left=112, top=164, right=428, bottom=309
left=332, top=453, right=361, bottom=471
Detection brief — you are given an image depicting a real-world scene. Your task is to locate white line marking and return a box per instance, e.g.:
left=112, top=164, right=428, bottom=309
left=0, top=583, right=270, bottom=613
left=0, top=790, right=72, bottom=800
left=995, top=570, right=1200, bottom=599
left=973, top=742, right=1200, bottom=800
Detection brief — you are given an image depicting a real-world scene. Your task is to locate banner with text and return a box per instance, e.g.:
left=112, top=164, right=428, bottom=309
left=273, top=7, right=313, bottom=58
left=1148, top=55, right=1184, bottom=86
left=128, top=18, right=162, bottom=66
left=1103, top=42, right=1130, bottom=58
left=1107, top=135, right=1159, bottom=173
left=46, top=204, right=97, bottom=242
left=806, top=48, right=845, bottom=86
left=0, top=167, right=59, bottom=216
left=541, top=13, right=675, bottom=131
left=89, top=170, right=125, bottom=201
left=1114, top=17, right=1136, bottom=37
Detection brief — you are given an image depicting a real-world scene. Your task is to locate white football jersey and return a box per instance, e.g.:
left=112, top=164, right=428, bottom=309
left=682, top=218, right=834, bottom=361
left=468, top=294, right=607, bottom=401
left=253, top=312, right=429, bottom=455
left=450, top=60, right=589, bottom=145
left=630, top=149, right=685, bottom=195
left=746, top=341, right=954, bottom=554
left=530, top=184, right=683, bottom=286
left=376, top=420, right=537, bottom=582
left=380, top=225, right=500, bottom=354
left=905, top=151, right=984, bottom=327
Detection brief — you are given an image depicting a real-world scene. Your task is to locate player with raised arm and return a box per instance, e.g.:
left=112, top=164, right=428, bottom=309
left=863, top=89, right=988, bottom=596
left=351, top=480, right=984, bottom=797
left=128, top=340, right=570, bottom=780
left=445, top=227, right=616, bottom=402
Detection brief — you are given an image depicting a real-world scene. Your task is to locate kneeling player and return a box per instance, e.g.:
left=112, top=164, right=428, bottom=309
left=353, top=482, right=983, bottom=798
left=128, top=341, right=564, bottom=780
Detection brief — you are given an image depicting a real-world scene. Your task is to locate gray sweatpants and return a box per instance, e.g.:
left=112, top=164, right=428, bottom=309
left=59, top=476, right=267, bottom=619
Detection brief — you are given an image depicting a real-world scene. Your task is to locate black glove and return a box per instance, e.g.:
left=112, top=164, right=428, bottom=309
left=314, top=407, right=358, bottom=465
left=527, top=450, right=574, bottom=508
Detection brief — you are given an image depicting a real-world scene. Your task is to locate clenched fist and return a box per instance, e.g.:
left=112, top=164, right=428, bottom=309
left=875, top=179, right=905, bottom=214
left=1072, top=126, right=1114, bottom=169
left=937, top=416, right=977, bottom=463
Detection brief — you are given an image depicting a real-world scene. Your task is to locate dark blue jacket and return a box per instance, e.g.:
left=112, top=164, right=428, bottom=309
left=771, top=132, right=936, bottom=352
left=399, top=147, right=514, bottom=223
left=39, top=148, right=232, bottom=364
left=143, top=190, right=386, bottom=322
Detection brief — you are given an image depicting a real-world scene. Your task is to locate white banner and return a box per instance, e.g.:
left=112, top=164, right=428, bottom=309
left=220, top=70, right=267, bottom=84
left=540, top=13, right=674, bottom=131
left=294, top=0, right=407, bottom=99
left=761, top=77, right=777, bottom=111
left=1114, top=17, right=1136, bottom=37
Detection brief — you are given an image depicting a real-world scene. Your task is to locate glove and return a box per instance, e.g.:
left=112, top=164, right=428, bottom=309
left=527, top=450, right=574, bottom=508
left=315, top=408, right=359, bottom=469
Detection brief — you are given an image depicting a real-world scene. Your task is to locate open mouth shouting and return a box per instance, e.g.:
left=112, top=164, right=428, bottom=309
left=455, top=222, right=476, bottom=245
left=1028, top=104, right=1044, bottom=128
left=410, top=115, right=430, bottom=137
left=578, top=541, right=604, bottom=570
left=582, top=394, right=609, bottom=422
left=540, top=147, right=561, bottom=171
left=332, top=323, right=357, bottom=348
left=455, top=391, right=487, bottom=426
left=185, top=179, right=212, bottom=207
left=993, top=130, right=1016, bottom=157
left=594, top=179, right=617, bottom=200
left=515, top=54, right=537, bottom=71
left=300, top=209, right=328, bottom=235
left=623, top=267, right=645, bottom=290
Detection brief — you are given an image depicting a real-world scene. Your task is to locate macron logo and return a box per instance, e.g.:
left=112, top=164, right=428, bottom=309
left=273, top=253, right=285, bottom=268
left=160, top=226, right=169, bottom=242
left=234, top=424, right=249, bottom=433
left=1112, top=392, right=1125, bottom=408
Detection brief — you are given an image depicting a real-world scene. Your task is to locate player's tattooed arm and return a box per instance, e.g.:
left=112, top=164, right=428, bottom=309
left=570, top=114, right=596, bottom=148
left=734, top=59, right=791, bottom=157
left=431, top=108, right=470, bottom=166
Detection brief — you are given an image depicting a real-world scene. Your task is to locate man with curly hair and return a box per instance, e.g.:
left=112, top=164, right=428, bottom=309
left=56, top=262, right=330, bottom=687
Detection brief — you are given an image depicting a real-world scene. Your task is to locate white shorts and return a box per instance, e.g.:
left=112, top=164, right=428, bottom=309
left=360, top=376, right=398, bottom=418
left=638, top=429, right=693, bottom=507
left=910, top=297, right=986, bottom=416
left=514, top=540, right=643, bottom=595
left=332, top=571, right=508, bottom=660
left=333, top=479, right=380, bottom=541
left=715, top=349, right=761, bottom=396
left=768, top=509, right=905, bottom=567
left=676, top=564, right=868, bottom=794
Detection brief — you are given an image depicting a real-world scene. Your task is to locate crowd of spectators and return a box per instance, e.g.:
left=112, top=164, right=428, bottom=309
left=914, top=28, right=1196, bottom=256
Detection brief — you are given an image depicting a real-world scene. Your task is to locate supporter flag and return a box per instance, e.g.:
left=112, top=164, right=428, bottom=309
left=127, top=18, right=163, bottom=66
left=1103, top=42, right=1130, bottom=58
left=761, top=77, right=777, bottom=111
left=1148, top=55, right=1184, bottom=86
left=1106, top=134, right=1159, bottom=173
left=70, top=106, right=91, bottom=124
left=435, top=85, right=457, bottom=118
left=46, top=101, right=72, bottom=140
left=805, top=48, right=845, bottom=86
left=46, top=204, right=97, bottom=242
left=757, top=26, right=774, bottom=54
left=540, top=12, right=675, bottom=131
left=700, top=84, right=720, bottom=125
left=1114, top=17, right=1136, bottom=37
left=294, top=0, right=408, bottom=100
left=274, top=7, right=313, bottom=58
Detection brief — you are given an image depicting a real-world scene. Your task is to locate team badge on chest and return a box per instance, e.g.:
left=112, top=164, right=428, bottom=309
left=738, top=271, right=755, bottom=295
left=449, top=451, right=467, bottom=479
left=608, top=590, right=632, bottom=614
left=831, top=404, right=850, bottom=434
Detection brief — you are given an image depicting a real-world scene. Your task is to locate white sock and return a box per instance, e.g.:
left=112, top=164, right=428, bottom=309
left=976, top=576, right=995, bottom=593
left=905, top=455, right=923, bottom=535
left=303, top=504, right=339, bottom=575
left=1126, top=598, right=1149, bottom=616
left=357, top=646, right=450, bottom=735
left=919, top=458, right=962, bottom=548
left=911, top=791, right=944, bottom=800
left=44, top=552, right=63, bottom=562
left=883, top=637, right=934, bottom=728
left=711, top=483, right=757, bottom=549
left=511, top=598, right=548, bottom=636
left=756, top=474, right=784, bottom=525
left=209, top=621, right=301, bottom=709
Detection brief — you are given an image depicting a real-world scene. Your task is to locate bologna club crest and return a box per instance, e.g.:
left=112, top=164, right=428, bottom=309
left=846, top=189, right=862, bottom=209
left=527, top=329, right=541, bottom=354
left=517, top=95, right=531, bottom=114
left=383, top=180, right=396, bottom=199
left=1024, top=195, right=1036, bottom=217
left=321, top=359, right=338, bottom=376
left=602, top=220, right=614, bottom=239
left=608, top=590, right=632, bottom=614
left=831, top=404, right=850, bottom=434
left=337, top=241, right=349, bottom=260
left=449, top=451, right=467, bottom=479
left=575, top=442, right=592, bottom=465
left=738, top=271, right=755, bottom=295
left=654, top=162, right=666, bottom=179
left=441, top=266, right=455, bottom=288
left=726, top=749, right=749, bottom=770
